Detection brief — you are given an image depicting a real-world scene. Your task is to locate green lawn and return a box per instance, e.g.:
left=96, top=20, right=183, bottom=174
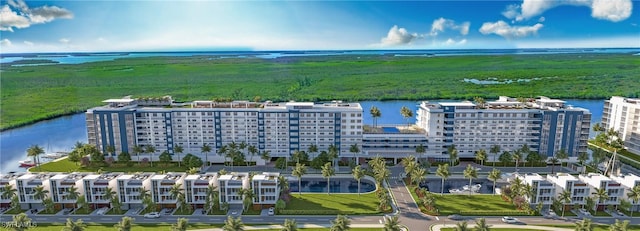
left=26, top=222, right=224, bottom=231
left=105, top=209, right=127, bottom=215
left=540, top=224, right=640, bottom=231
left=408, top=190, right=525, bottom=216
left=38, top=208, right=61, bottom=215
left=284, top=192, right=380, bottom=215
left=3, top=208, right=26, bottom=214
left=440, top=228, right=547, bottom=231
left=31, top=158, right=190, bottom=173
left=2, top=53, right=639, bottom=131
left=73, top=208, right=94, bottom=215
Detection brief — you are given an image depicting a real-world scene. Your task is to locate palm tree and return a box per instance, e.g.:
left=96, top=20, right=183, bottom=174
left=463, top=164, right=477, bottom=196
left=307, top=144, right=318, bottom=161
left=11, top=213, right=31, bottom=231
left=33, top=185, right=49, bottom=201
left=223, top=216, right=244, bottom=231
left=594, top=188, right=609, bottom=212
left=400, top=106, right=413, bottom=127
left=415, top=144, right=426, bottom=158
left=455, top=221, right=469, bottom=231
left=292, top=163, right=307, bottom=195
left=575, top=218, right=593, bottom=231
left=352, top=165, right=365, bottom=196
left=559, top=189, right=572, bottom=217
left=277, top=175, right=289, bottom=193
left=473, top=96, right=486, bottom=108
left=627, top=185, right=640, bottom=217
left=585, top=196, right=596, bottom=212
left=549, top=157, right=560, bottom=174
left=383, top=215, right=401, bottom=231
left=349, top=144, right=360, bottom=165
left=487, top=168, right=501, bottom=196
left=411, top=167, right=427, bottom=187
left=475, top=149, right=487, bottom=166
left=512, top=151, right=522, bottom=172
left=322, top=162, right=335, bottom=194
left=448, top=145, right=458, bottom=166
left=330, top=215, right=351, bottom=231
left=169, top=184, right=184, bottom=203
left=1, top=184, right=17, bottom=201
left=247, top=145, right=258, bottom=166
left=370, top=106, right=381, bottom=128
left=241, top=188, right=255, bottom=212
left=436, top=164, right=450, bottom=195
left=201, top=143, right=212, bottom=167
left=205, top=185, right=219, bottom=212
left=144, top=145, right=156, bottom=167
left=556, top=149, right=569, bottom=167
left=282, top=219, right=298, bottom=231
left=577, top=152, right=589, bottom=173
left=174, top=145, right=184, bottom=167
left=489, top=145, right=500, bottom=167
left=132, top=145, right=144, bottom=162
left=63, top=218, right=86, bottom=231
left=172, top=218, right=189, bottom=231
left=474, top=218, right=490, bottom=231
left=114, top=216, right=134, bottom=231
left=401, top=155, right=417, bottom=182
left=27, top=144, right=45, bottom=170
left=76, top=195, right=87, bottom=212
left=106, top=145, right=116, bottom=157
left=609, top=219, right=629, bottom=231
left=104, top=187, right=116, bottom=208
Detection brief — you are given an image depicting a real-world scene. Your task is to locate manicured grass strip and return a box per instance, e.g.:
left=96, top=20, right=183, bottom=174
left=408, top=187, right=524, bottom=216
left=285, top=192, right=380, bottom=215
left=2, top=53, right=639, bottom=130
left=539, top=224, right=640, bottom=231
left=73, top=208, right=94, bottom=215
left=25, top=222, right=224, bottom=231
left=441, top=228, right=548, bottom=231
left=31, top=158, right=190, bottom=173
left=3, top=208, right=26, bottom=214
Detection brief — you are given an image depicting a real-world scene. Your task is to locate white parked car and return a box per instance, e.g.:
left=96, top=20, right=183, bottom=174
left=501, top=216, right=518, bottom=224
left=143, top=212, right=160, bottom=218
left=268, top=207, right=275, bottom=216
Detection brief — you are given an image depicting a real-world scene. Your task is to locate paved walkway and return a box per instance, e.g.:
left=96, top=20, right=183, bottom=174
left=430, top=224, right=573, bottom=231
left=191, top=224, right=385, bottom=231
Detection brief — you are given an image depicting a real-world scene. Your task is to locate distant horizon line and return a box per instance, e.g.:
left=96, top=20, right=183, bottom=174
left=1, top=47, right=639, bottom=55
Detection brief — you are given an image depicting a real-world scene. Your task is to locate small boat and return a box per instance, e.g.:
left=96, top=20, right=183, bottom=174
left=42, top=152, right=69, bottom=159
left=19, top=160, right=36, bottom=168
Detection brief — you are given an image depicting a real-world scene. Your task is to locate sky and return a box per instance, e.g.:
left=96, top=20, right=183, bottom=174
left=0, top=0, right=638, bottom=53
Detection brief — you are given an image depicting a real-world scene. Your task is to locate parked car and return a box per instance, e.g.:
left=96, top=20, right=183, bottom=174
left=143, top=212, right=160, bottom=218
left=447, top=214, right=464, bottom=220
left=268, top=207, right=275, bottom=216
left=501, top=216, right=518, bottom=224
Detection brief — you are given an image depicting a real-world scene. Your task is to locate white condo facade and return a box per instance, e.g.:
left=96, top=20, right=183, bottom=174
left=601, top=96, right=640, bottom=154
left=516, top=173, right=555, bottom=206
left=49, top=173, right=89, bottom=209
left=0, top=173, right=26, bottom=208
left=579, top=173, right=624, bottom=211
left=150, top=173, right=186, bottom=209
left=546, top=173, right=590, bottom=206
left=252, top=172, right=279, bottom=207
left=15, top=173, right=55, bottom=210
left=218, top=172, right=250, bottom=206
left=184, top=173, right=218, bottom=208
left=610, top=173, right=640, bottom=212
left=82, top=172, right=121, bottom=209
left=116, top=173, right=154, bottom=210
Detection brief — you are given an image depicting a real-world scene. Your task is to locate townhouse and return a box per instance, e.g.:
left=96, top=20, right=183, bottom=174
left=49, top=173, right=89, bottom=209
left=579, top=173, right=625, bottom=211
left=251, top=172, right=279, bottom=208
left=16, top=173, right=55, bottom=210
left=610, top=173, right=640, bottom=212
left=517, top=173, right=556, bottom=206
left=546, top=173, right=590, bottom=208
left=184, top=173, right=218, bottom=208
left=218, top=172, right=250, bottom=207
left=115, top=173, right=154, bottom=210
left=82, top=172, right=122, bottom=209
left=150, top=172, right=186, bottom=209
left=0, top=173, right=26, bottom=208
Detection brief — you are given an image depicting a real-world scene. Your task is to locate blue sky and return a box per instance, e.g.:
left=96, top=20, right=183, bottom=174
left=0, top=0, right=638, bottom=53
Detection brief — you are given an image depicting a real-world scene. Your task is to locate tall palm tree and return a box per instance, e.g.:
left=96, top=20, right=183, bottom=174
left=349, top=144, right=360, bottom=165
left=27, top=144, right=45, bottom=170
left=383, top=215, right=401, bottom=231
left=169, top=184, right=184, bottom=202
left=400, top=106, right=413, bottom=127
left=247, top=145, right=258, bottom=166
left=307, top=144, right=318, bottom=161
left=223, top=216, right=244, bottom=231
left=201, top=143, right=212, bottom=167
left=473, top=96, right=486, bottom=108
left=474, top=218, right=490, bottom=231
left=488, top=168, right=501, bottom=196
left=549, top=157, right=560, bottom=174
left=241, top=188, right=255, bottom=212
left=174, top=145, right=184, bottom=167
left=411, top=167, right=427, bottom=188
left=63, top=218, right=86, bottom=231
left=1, top=184, right=17, bottom=200
left=277, top=175, right=289, bottom=193
left=172, top=218, right=189, bottom=231
left=475, top=149, right=487, bottom=166
left=575, top=218, right=593, bottom=231
left=104, top=187, right=116, bottom=208
left=11, top=213, right=31, bottom=231
left=463, top=164, right=477, bottom=196
left=114, top=216, right=134, bottom=231
left=512, top=151, right=523, bottom=172
left=352, top=165, right=365, bottom=196
left=328, top=144, right=339, bottom=171
left=559, top=189, right=572, bottom=217
left=490, top=145, right=500, bottom=167
left=449, top=145, right=459, bottom=166
left=609, top=219, right=629, bottom=231
left=260, top=150, right=271, bottom=170
left=455, top=221, right=469, bottom=231
left=330, top=215, right=351, bottom=231
left=106, top=145, right=116, bottom=157
left=282, top=219, right=298, bottom=231
left=594, top=188, right=609, bottom=212
left=321, top=162, right=335, bottom=194
left=627, top=185, right=640, bottom=217
left=370, top=106, right=381, bottom=128
left=436, top=164, right=450, bottom=195
left=33, top=185, right=49, bottom=201
left=145, top=145, right=156, bottom=167
left=292, top=163, right=307, bottom=195
left=132, top=145, right=144, bottom=162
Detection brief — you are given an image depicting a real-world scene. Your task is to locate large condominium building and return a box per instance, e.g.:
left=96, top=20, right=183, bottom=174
left=150, top=173, right=186, bottom=209
left=86, top=97, right=362, bottom=164
left=82, top=172, right=122, bottom=209
left=49, top=173, right=89, bottom=209
left=610, top=173, right=640, bottom=212
left=516, top=173, right=555, bottom=206
left=579, top=173, right=624, bottom=211
left=601, top=96, right=640, bottom=154
left=416, top=96, right=591, bottom=159
left=546, top=173, right=590, bottom=206
left=16, top=173, right=56, bottom=210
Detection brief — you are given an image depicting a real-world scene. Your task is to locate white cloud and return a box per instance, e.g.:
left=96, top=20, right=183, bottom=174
left=0, top=0, right=73, bottom=32
left=503, top=0, right=632, bottom=22
left=430, top=18, right=470, bottom=36
left=479, top=21, right=543, bottom=39
left=59, top=38, right=70, bottom=44
left=380, top=25, right=419, bottom=46
left=1, top=38, right=12, bottom=46
left=443, top=38, right=467, bottom=46
left=23, top=40, right=33, bottom=46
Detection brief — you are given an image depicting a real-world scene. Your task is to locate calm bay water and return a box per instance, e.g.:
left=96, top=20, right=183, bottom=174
left=0, top=100, right=604, bottom=173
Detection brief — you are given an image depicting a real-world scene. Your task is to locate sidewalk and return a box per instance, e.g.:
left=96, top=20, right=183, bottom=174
left=430, top=224, right=573, bottom=231
left=191, top=224, right=384, bottom=231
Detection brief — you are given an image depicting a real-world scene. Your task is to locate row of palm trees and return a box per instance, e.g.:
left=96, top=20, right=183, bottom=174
left=9, top=213, right=189, bottom=231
